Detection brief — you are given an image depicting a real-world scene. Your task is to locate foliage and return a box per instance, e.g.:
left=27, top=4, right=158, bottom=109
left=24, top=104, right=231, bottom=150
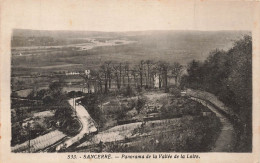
left=67, top=91, right=84, bottom=98
left=80, top=94, right=106, bottom=128
left=54, top=106, right=81, bottom=135
left=169, top=87, right=181, bottom=97
left=171, top=62, right=184, bottom=86
left=24, top=81, right=68, bottom=107
left=11, top=121, right=47, bottom=146
left=136, top=97, right=146, bottom=113
left=121, top=86, right=136, bottom=97
left=160, top=98, right=203, bottom=118
left=182, top=35, right=252, bottom=151
left=183, top=35, right=252, bottom=113
left=102, top=115, right=221, bottom=152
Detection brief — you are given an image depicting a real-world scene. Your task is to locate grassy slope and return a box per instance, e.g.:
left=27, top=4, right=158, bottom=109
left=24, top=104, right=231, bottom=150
left=77, top=91, right=222, bottom=152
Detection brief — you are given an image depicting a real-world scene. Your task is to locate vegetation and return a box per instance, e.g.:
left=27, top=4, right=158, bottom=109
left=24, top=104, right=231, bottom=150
left=181, top=35, right=252, bottom=151
left=54, top=106, right=81, bottom=136
left=81, top=59, right=184, bottom=96
left=11, top=30, right=247, bottom=76
left=11, top=30, right=252, bottom=152
left=82, top=115, right=221, bottom=152
left=11, top=81, right=76, bottom=145
left=79, top=94, right=106, bottom=128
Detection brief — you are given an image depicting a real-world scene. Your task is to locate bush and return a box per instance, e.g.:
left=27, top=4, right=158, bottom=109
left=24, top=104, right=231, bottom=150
left=136, top=97, right=146, bottom=113
left=80, top=94, right=106, bottom=128
left=121, top=86, right=136, bottom=97
left=67, top=91, right=84, bottom=98
left=169, top=87, right=181, bottom=97
left=136, top=86, right=145, bottom=94
left=127, top=99, right=136, bottom=109
left=160, top=104, right=181, bottom=118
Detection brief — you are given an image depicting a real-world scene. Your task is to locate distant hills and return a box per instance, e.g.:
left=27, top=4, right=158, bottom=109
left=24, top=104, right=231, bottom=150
left=12, top=29, right=121, bottom=39
left=12, top=29, right=250, bottom=40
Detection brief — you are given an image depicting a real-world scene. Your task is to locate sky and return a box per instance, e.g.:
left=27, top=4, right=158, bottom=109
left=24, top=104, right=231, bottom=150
left=1, top=0, right=258, bottom=32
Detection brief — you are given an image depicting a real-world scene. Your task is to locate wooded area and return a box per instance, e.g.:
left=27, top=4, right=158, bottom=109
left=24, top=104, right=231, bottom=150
left=181, top=35, right=252, bottom=151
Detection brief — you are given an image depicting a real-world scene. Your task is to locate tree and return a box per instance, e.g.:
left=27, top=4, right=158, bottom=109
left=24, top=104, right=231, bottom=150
left=145, top=60, right=154, bottom=88
left=171, top=62, right=183, bottom=87
left=158, top=61, right=170, bottom=92
left=226, top=35, right=252, bottom=111
left=131, top=67, right=138, bottom=88
left=137, top=60, right=145, bottom=88
left=90, top=69, right=103, bottom=93
left=49, top=81, right=63, bottom=96
left=119, top=63, right=123, bottom=89
left=150, top=65, right=157, bottom=88
left=155, top=62, right=163, bottom=88
left=186, top=60, right=203, bottom=88
left=113, top=63, right=121, bottom=89
left=48, top=81, right=65, bottom=105
left=183, top=36, right=252, bottom=147
left=124, top=62, right=131, bottom=87
left=100, top=61, right=112, bottom=94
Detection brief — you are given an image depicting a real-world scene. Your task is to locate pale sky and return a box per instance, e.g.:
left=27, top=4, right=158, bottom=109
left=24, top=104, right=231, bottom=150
left=1, top=0, right=257, bottom=32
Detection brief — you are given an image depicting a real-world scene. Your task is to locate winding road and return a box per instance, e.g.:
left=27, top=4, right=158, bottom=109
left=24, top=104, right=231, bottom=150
left=55, top=97, right=97, bottom=151
left=190, top=97, right=235, bottom=152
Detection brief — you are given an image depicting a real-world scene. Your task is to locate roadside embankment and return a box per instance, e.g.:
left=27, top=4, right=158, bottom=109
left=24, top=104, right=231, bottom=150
left=191, top=97, right=235, bottom=152
left=187, top=89, right=250, bottom=152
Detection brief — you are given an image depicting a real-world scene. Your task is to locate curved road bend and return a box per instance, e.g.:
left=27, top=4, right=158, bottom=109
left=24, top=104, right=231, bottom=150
left=56, top=97, right=97, bottom=151
left=190, top=97, right=235, bottom=152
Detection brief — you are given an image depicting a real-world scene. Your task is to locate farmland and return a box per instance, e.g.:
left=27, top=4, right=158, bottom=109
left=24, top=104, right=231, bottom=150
left=11, top=30, right=248, bottom=77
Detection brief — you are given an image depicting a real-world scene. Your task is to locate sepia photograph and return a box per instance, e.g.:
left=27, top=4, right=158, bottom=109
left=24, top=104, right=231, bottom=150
left=1, top=0, right=260, bottom=162
left=10, top=29, right=252, bottom=153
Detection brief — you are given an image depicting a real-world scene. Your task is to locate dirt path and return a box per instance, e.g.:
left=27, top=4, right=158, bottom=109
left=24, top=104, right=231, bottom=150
left=145, top=91, right=235, bottom=151
left=191, top=97, right=235, bottom=152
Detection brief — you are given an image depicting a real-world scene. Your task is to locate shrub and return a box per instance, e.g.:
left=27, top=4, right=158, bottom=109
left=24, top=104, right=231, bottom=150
left=136, top=97, right=146, bottom=113
left=160, top=104, right=181, bottom=118
left=169, top=87, right=181, bottom=97
left=121, top=86, right=136, bottom=97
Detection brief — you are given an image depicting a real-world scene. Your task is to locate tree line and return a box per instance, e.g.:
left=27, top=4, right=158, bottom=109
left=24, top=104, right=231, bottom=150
left=181, top=35, right=252, bottom=147
left=83, top=60, right=184, bottom=94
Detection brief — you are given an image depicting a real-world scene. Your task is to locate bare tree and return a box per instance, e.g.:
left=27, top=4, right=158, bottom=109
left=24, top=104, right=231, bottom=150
left=119, top=63, right=122, bottom=88
left=131, top=67, right=138, bottom=88
left=145, top=60, right=153, bottom=88
left=155, top=62, right=163, bottom=89
left=107, top=62, right=112, bottom=89
left=124, top=62, right=131, bottom=87
left=100, top=61, right=112, bottom=94
left=90, top=69, right=103, bottom=93
left=112, top=63, right=121, bottom=89
left=150, top=64, right=157, bottom=88
left=158, top=61, right=170, bottom=92
left=171, top=62, right=183, bottom=87
left=137, top=60, right=145, bottom=88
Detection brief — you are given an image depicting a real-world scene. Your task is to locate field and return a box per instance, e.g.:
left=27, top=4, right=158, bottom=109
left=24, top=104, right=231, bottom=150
left=11, top=30, right=249, bottom=77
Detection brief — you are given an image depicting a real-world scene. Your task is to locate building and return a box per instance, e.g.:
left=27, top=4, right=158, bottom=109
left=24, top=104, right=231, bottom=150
left=154, top=74, right=159, bottom=88
left=65, top=72, right=80, bottom=76
left=85, top=70, right=91, bottom=78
